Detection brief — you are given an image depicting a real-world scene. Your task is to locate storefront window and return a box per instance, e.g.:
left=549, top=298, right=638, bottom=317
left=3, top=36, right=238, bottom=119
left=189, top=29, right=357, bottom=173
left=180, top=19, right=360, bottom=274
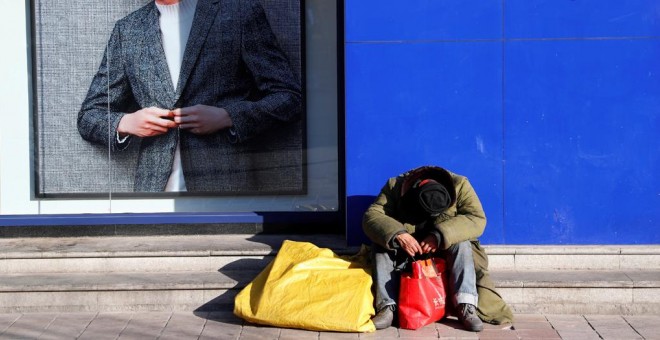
left=1, top=0, right=339, bottom=215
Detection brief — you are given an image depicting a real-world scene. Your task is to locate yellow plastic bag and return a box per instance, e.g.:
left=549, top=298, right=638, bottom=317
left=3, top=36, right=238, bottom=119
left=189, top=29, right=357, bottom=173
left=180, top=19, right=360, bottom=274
left=234, top=240, right=376, bottom=332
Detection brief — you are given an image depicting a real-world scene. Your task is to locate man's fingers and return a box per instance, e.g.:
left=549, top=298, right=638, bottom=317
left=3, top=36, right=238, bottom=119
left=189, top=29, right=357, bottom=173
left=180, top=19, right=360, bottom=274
left=421, top=240, right=436, bottom=254
left=144, top=107, right=171, bottom=117
left=410, top=243, right=421, bottom=256
left=161, top=109, right=175, bottom=118
left=404, top=247, right=416, bottom=257
left=150, top=118, right=177, bottom=129
left=175, top=107, right=196, bottom=116
left=178, top=123, right=199, bottom=130
left=401, top=241, right=415, bottom=257
left=174, top=115, right=196, bottom=124
left=413, top=239, right=423, bottom=252
left=147, top=123, right=168, bottom=133
left=405, top=242, right=422, bottom=256
left=396, top=233, right=423, bottom=257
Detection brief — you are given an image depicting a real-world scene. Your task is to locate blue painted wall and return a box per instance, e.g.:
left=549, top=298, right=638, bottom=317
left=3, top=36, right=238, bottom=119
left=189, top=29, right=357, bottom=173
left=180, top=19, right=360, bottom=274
left=345, top=0, right=660, bottom=245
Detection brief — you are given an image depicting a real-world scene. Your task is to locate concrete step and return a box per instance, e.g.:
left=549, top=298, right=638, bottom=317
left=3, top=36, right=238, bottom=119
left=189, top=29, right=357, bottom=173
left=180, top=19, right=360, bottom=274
left=1, top=234, right=659, bottom=314
left=487, top=245, right=660, bottom=271
left=0, top=270, right=255, bottom=313
left=492, top=270, right=660, bottom=315
left=2, top=235, right=659, bottom=273
left=0, top=234, right=349, bottom=274
left=1, top=269, right=659, bottom=314
left=0, top=234, right=349, bottom=258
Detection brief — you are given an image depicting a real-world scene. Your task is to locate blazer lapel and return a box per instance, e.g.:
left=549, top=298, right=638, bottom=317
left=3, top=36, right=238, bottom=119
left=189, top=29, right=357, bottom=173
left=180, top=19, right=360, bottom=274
left=174, top=0, right=221, bottom=101
left=143, top=4, right=177, bottom=107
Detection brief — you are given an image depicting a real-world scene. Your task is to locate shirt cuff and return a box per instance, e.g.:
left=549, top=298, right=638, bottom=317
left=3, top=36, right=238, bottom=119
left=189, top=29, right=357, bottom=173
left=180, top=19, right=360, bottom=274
left=227, top=127, right=239, bottom=143
left=116, top=131, right=130, bottom=144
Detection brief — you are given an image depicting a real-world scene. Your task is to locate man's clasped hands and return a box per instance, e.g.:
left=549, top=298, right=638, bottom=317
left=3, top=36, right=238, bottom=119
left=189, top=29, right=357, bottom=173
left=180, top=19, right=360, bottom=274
left=117, top=104, right=233, bottom=138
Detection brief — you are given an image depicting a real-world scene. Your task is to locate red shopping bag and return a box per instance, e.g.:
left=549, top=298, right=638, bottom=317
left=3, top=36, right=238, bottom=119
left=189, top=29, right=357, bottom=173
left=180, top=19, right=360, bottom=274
left=398, top=258, right=448, bottom=330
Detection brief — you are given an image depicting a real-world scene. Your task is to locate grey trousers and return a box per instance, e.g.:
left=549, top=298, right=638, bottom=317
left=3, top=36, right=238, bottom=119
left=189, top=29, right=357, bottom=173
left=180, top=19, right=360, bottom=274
left=372, top=240, right=479, bottom=313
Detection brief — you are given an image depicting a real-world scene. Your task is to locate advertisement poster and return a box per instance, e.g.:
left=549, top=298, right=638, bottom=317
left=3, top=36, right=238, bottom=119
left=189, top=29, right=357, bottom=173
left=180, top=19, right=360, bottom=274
left=32, top=0, right=305, bottom=197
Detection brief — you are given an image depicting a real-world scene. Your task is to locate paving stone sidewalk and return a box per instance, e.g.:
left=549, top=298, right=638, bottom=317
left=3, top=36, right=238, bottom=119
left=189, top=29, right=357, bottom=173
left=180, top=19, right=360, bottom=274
left=0, top=311, right=658, bottom=339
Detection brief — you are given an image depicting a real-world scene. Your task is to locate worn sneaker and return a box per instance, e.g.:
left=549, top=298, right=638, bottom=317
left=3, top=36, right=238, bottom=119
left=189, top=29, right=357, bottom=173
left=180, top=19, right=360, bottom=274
left=457, top=303, right=483, bottom=332
left=371, top=305, right=394, bottom=329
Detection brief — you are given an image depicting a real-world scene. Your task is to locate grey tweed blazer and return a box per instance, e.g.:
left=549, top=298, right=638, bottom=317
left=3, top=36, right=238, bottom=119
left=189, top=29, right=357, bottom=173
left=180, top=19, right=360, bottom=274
left=78, top=0, right=302, bottom=193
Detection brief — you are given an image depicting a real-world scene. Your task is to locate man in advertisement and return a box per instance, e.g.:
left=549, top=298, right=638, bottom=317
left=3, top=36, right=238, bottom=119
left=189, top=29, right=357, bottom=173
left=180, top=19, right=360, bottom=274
left=78, top=0, right=302, bottom=193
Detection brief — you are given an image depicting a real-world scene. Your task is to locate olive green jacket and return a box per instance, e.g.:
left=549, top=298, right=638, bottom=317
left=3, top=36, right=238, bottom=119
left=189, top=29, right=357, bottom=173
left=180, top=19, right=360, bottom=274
left=362, top=166, right=514, bottom=324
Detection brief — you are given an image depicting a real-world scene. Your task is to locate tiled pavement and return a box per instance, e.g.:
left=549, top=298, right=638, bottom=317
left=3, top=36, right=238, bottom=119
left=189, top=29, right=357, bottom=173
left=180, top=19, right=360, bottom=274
left=0, top=312, right=659, bottom=339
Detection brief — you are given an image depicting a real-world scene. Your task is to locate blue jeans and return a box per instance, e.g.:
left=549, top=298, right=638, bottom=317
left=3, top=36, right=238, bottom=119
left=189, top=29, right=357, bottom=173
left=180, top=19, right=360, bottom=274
left=372, top=240, right=479, bottom=312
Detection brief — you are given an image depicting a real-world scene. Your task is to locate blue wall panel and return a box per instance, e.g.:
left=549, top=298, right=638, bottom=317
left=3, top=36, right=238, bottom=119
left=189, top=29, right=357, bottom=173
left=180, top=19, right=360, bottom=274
left=345, top=42, right=504, bottom=245
left=505, top=0, right=660, bottom=38
left=345, top=0, right=501, bottom=41
left=345, top=1, right=660, bottom=245
left=504, top=39, right=660, bottom=244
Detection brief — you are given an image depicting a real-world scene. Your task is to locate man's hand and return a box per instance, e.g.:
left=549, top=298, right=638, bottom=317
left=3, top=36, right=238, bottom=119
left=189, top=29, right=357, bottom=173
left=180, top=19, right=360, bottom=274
left=395, top=233, right=423, bottom=257
left=419, top=234, right=439, bottom=254
left=173, top=104, right=233, bottom=135
left=117, top=107, right=177, bottom=138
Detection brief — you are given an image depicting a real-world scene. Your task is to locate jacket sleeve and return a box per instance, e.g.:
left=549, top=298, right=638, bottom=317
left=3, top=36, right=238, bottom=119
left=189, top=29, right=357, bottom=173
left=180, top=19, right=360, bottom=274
left=77, top=23, right=137, bottom=152
left=362, top=179, right=409, bottom=250
left=223, top=0, right=302, bottom=143
left=434, top=177, right=487, bottom=249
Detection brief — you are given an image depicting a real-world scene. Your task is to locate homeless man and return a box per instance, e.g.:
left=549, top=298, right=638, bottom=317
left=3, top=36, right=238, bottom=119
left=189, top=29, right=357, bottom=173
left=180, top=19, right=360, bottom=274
left=362, top=165, right=513, bottom=331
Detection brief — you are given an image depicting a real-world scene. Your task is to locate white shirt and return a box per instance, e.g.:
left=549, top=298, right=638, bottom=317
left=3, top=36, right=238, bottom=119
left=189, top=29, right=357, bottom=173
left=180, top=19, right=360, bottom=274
left=156, top=0, right=198, bottom=192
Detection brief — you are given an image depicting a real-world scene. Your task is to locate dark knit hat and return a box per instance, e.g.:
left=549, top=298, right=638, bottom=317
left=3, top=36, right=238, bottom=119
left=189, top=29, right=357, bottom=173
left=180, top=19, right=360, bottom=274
left=407, top=178, right=451, bottom=217
left=401, top=166, right=456, bottom=203
left=414, top=179, right=451, bottom=216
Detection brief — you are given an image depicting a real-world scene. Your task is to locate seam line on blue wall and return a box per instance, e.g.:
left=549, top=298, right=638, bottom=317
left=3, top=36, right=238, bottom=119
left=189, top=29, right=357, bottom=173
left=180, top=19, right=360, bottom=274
left=345, top=36, right=660, bottom=45
left=346, top=39, right=500, bottom=44
left=501, top=0, right=507, bottom=244
left=508, top=36, right=660, bottom=42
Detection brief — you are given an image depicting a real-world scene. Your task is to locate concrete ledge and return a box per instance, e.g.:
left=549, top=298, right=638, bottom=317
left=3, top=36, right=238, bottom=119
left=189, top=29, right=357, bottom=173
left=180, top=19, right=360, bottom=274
left=0, top=270, right=658, bottom=313
left=2, top=236, right=658, bottom=314
left=0, top=271, right=258, bottom=292
left=0, top=290, right=237, bottom=313
left=2, top=236, right=659, bottom=272
left=486, top=245, right=660, bottom=255
left=486, top=245, right=660, bottom=270
left=0, top=256, right=273, bottom=274
left=0, top=234, right=349, bottom=259
left=509, top=303, right=660, bottom=315
left=3, top=270, right=657, bottom=292
left=490, top=270, right=660, bottom=288
left=2, top=270, right=656, bottom=292
left=4, top=236, right=657, bottom=259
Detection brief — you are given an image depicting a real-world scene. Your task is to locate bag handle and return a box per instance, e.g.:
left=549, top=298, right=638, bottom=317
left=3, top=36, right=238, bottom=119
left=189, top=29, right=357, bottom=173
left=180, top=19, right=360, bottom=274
left=410, top=257, right=439, bottom=279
